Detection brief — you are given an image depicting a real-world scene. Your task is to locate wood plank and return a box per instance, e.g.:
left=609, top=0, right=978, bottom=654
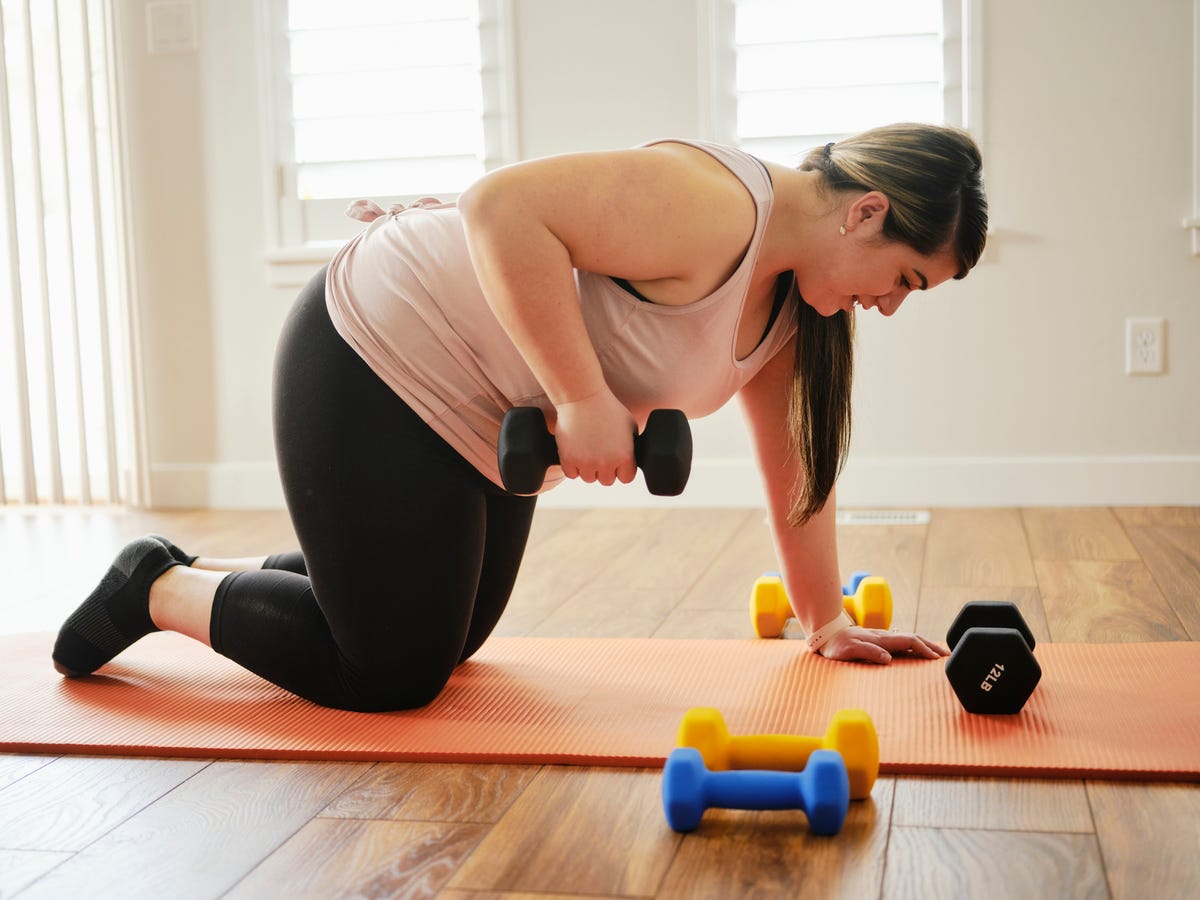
left=673, top=512, right=928, bottom=618
left=497, top=508, right=672, bottom=636
left=0, top=756, right=208, bottom=852
left=675, top=509, right=774, bottom=612
left=0, top=850, right=72, bottom=896
left=0, top=754, right=55, bottom=790
left=915, top=586, right=1047, bottom=649
left=15, top=760, right=368, bottom=900
left=226, top=819, right=487, bottom=899
left=587, top=508, right=752, bottom=592
left=1087, top=781, right=1200, bottom=900
left=521, top=509, right=755, bottom=636
left=882, top=828, right=1108, bottom=899
left=477, top=510, right=585, bottom=635
left=448, top=767, right=677, bottom=897
left=439, top=892, right=613, bottom=899
left=1110, top=506, right=1200, bottom=527
left=922, top=509, right=1037, bottom=588
left=655, top=778, right=894, bottom=900
left=530, top=586, right=685, bottom=638
left=319, top=762, right=539, bottom=823
left=1035, top=560, right=1187, bottom=642
left=835, top=522, right=928, bottom=623
left=1022, top=508, right=1139, bottom=560
left=524, top=508, right=588, bottom=546
left=653, top=608, right=750, bottom=639
left=1123, top=525, right=1200, bottom=639
left=164, top=510, right=299, bottom=559
left=891, top=776, right=1093, bottom=832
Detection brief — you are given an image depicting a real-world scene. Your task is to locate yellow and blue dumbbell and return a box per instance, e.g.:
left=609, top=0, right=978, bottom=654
left=662, top=747, right=850, bottom=834
left=675, top=706, right=879, bottom=801
left=750, top=571, right=893, bottom=638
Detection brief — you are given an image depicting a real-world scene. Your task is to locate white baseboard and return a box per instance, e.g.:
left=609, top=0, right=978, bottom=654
left=148, top=455, right=1200, bottom=510
left=149, top=462, right=285, bottom=509
left=835, top=455, right=1200, bottom=508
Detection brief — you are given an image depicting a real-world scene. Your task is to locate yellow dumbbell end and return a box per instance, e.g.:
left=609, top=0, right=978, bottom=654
left=750, top=574, right=790, bottom=638
left=676, top=706, right=735, bottom=770
left=822, top=709, right=879, bottom=800
left=843, top=576, right=893, bottom=630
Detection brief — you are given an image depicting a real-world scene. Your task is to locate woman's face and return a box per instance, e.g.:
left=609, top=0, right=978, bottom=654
left=795, top=191, right=962, bottom=318
left=800, top=239, right=961, bottom=318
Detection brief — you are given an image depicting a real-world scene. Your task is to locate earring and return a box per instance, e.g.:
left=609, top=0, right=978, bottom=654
left=839, top=225, right=847, bottom=236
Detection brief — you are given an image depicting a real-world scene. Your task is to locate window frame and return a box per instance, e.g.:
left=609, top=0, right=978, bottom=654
left=254, top=0, right=518, bottom=286
left=1189, top=0, right=1200, bottom=254
left=698, top=0, right=984, bottom=157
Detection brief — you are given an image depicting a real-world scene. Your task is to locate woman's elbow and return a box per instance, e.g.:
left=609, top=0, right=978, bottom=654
left=458, top=169, right=509, bottom=227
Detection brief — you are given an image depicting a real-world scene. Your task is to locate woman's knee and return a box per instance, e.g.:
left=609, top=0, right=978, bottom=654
left=325, top=657, right=456, bottom=712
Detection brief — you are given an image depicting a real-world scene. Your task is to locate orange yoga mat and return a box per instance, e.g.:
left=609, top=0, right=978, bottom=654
left=2, top=632, right=1198, bottom=781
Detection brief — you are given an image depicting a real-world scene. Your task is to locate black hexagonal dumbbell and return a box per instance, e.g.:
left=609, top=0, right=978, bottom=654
left=497, top=406, right=692, bottom=496
left=944, top=601, right=1042, bottom=714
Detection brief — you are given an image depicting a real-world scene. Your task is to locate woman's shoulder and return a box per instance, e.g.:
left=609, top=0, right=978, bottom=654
left=643, top=138, right=769, bottom=183
left=641, top=138, right=763, bottom=175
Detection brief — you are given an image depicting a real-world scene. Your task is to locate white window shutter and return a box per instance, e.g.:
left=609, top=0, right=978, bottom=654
left=730, top=0, right=963, bottom=165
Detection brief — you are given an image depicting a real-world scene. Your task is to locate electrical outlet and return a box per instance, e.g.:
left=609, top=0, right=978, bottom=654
left=1125, top=317, right=1166, bottom=375
left=146, top=1, right=197, bottom=55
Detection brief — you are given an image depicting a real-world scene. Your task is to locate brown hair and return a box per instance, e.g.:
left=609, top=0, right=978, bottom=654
left=787, top=123, right=988, bottom=525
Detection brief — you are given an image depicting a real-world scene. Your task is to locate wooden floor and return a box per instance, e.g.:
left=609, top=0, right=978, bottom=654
left=1, top=505, right=1198, bottom=899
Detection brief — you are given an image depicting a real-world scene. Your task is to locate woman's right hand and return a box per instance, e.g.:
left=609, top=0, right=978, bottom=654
left=552, top=390, right=639, bottom=487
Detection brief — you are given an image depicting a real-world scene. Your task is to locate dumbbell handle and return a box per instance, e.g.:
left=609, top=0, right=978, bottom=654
left=719, top=734, right=824, bottom=771
left=700, top=766, right=812, bottom=813
left=843, top=571, right=871, bottom=596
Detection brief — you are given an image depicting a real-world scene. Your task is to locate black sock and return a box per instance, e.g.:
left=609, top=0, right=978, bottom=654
left=52, top=536, right=179, bottom=676
left=149, top=533, right=198, bottom=567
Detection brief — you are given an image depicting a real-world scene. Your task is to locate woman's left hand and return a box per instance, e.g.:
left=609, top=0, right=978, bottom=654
left=818, top=626, right=949, bottom=665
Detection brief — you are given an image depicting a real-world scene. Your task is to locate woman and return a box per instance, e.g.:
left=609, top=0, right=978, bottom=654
left=53, top=123, right=987, bottom=711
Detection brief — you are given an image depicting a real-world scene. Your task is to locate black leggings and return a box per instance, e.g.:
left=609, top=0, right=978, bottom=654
left=209, top=269, right=536, bottom=711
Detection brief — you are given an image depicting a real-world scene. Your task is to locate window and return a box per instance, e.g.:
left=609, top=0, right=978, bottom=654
left=258, top=0, right=515, bottom=281
left=706, top=0, right=982, bottom=164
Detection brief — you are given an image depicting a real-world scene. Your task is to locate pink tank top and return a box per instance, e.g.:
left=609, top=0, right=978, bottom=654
left=324, top=139, right=798, bottom=491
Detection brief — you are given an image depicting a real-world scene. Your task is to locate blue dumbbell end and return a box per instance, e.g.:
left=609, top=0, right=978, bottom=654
left=842, top=570, right=871, bottom=595
left=800, top=749, right=851, bottom=835
left=662, top=747, right=708, bottom=832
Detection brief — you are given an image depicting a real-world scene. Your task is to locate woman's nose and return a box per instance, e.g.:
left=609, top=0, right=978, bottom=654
left=878, top=289, right=911, bottom=316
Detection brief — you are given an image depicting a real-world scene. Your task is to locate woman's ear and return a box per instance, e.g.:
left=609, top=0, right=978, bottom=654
left=847, top=191, right=890, bottom=235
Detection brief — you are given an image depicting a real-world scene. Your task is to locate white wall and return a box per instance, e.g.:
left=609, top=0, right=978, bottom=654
left=117, top=0, right=1200, bottom=510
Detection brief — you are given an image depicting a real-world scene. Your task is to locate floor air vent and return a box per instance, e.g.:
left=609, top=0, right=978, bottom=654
left=836, top=510, right=931, bottom=526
